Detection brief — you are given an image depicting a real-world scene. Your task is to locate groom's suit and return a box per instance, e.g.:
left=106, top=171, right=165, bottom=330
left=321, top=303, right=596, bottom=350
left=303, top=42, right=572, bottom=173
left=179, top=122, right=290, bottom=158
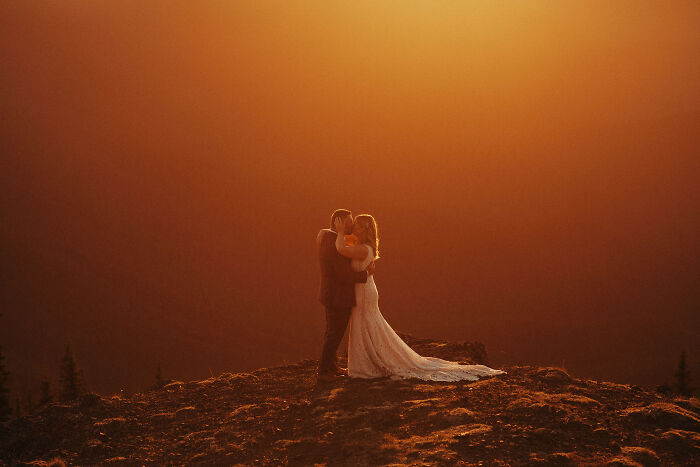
left=317, top=229, right=368, bottom=374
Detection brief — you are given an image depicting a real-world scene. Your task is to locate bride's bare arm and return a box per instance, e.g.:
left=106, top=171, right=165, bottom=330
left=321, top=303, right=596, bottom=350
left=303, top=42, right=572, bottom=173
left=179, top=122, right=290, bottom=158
left=333, top=218, right=369, bottom=260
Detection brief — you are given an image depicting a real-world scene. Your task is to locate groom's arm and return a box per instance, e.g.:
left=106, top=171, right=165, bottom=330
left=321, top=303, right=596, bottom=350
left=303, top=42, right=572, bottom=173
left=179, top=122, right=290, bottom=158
left=335, top=261, right=368, bottom=284
left=321, top=233, right=368, bottom=284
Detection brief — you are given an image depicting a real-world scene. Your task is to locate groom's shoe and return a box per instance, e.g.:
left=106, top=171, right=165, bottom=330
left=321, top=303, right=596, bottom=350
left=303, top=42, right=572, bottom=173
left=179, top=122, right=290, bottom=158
left=333, top=367, right=349, bottom=377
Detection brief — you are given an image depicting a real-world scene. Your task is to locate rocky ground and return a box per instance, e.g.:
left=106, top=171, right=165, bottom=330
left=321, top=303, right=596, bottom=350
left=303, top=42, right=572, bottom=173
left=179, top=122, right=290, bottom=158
left=1, top=333, right=699, bottom=466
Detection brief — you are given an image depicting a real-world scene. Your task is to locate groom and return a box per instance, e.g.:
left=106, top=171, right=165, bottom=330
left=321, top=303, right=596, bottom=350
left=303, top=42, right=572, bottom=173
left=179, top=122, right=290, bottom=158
left=316, top=209, right=375, bottom=382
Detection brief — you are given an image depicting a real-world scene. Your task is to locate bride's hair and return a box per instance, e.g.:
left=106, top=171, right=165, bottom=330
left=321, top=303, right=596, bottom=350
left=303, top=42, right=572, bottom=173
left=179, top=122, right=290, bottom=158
left=354, top=214, right=380, bottom=260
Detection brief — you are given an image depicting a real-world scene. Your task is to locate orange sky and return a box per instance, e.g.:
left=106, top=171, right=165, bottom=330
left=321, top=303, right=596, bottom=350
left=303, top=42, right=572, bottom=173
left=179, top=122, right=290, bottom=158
left=1, top=1, right=699, bottom=396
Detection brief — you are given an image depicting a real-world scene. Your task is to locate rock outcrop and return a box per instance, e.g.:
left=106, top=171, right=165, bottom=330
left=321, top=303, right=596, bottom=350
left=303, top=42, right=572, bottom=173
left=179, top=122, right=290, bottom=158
left=1, top=334, right=698, bottom=466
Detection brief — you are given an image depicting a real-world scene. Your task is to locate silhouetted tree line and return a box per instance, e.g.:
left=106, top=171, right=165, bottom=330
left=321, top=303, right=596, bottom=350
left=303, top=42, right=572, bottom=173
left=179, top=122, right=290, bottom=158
left=0, top=322, right=168, bottom=422
left=0, top=322, right=91, bottom=422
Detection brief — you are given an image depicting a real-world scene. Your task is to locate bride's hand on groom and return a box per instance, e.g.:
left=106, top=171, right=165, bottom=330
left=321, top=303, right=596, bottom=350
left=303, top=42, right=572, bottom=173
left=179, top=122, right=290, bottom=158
left=367, top=261, right=375, bottom=276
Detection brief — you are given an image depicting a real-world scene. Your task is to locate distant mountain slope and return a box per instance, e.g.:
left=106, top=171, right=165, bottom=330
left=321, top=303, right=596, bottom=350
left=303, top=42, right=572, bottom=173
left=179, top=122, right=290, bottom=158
left=2, top=335, right=698, bottom=466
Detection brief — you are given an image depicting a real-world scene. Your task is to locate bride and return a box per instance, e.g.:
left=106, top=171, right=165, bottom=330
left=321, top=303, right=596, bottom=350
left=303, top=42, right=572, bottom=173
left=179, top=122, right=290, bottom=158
left=333, top=214, right=507, bottom=382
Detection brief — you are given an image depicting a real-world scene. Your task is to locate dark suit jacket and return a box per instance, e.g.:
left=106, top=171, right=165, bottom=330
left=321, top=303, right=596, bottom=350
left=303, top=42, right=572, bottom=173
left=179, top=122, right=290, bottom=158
left=318, top=230, right=368, bottom=309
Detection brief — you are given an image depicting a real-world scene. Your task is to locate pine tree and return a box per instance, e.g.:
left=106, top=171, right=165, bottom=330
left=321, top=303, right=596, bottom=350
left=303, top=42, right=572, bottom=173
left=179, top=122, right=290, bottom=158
left=14, top=396, right=21, bottom=420
left=39, top=380, right=52, bottom=406
left=155, top=363, right=164, bottom=388
left=0, top=313, right=11, bottom=422
left=59, top=343, right=85, bottom=401
left=23, top=388, right=34, bottom=415
left=672, top=350, right=693, bottom=397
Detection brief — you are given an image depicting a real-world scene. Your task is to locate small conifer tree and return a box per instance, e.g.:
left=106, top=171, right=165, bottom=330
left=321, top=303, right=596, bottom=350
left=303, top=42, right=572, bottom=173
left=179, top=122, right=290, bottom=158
left=59, top=343, right=85, bottom=401
left=23, top=388, right=34, bottom=415
left=672, top=349, right=693, bottom=397
left=39, top=380, right=52, bottom=406
left=156, top=363, right=164, bottom=388
left=0, top=313, right=11, bottom=422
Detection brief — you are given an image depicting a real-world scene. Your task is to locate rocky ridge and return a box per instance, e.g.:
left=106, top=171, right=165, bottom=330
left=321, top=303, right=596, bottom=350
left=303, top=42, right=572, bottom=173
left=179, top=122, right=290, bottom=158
left=1, top=334, right=699, bottom=466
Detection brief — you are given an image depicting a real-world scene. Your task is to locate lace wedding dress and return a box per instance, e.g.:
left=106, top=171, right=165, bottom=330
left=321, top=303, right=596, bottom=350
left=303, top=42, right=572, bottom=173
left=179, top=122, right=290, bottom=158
left=347, top=244, right=507, bottom=381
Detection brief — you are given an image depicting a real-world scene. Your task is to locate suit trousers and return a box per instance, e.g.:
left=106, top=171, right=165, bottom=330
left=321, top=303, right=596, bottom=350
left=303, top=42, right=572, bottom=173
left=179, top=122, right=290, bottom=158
left=318, top=305, right=352, bottom=374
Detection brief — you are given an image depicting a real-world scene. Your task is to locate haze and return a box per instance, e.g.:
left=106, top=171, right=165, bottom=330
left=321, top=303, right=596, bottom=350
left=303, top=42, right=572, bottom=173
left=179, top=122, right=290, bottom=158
left=1, top=1, right=699, bottom=397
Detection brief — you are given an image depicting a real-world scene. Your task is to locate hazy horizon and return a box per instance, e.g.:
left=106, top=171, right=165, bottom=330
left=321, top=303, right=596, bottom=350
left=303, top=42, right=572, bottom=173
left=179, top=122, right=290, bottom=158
left=1, top=1, right=699, bottom=399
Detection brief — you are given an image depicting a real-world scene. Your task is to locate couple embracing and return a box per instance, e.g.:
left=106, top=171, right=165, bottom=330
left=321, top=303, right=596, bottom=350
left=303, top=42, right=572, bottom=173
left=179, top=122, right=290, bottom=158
left=316, top=209, right=507, bottom=383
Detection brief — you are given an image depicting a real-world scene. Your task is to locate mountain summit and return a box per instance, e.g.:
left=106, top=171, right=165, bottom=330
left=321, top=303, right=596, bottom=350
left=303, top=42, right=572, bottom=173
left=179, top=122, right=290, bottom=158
left=2, top=334, right=699, bottom=466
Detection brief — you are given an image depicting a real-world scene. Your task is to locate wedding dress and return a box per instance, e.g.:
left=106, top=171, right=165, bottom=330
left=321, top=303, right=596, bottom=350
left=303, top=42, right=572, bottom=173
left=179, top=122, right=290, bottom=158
left=347, top=244, right=507, bottom=381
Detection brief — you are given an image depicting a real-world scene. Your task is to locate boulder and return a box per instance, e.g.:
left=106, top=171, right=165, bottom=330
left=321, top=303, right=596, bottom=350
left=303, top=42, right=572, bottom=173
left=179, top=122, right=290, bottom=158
left=227, top=402, right=274, bottom=420
left=672, top=397, right=700, bottom=415
left=443, top=407, right=477, bottom=424
left=163, top=381, right=185, bottom=391
left=506, top=396, right=569, bottom=419
left=452, top=423, right=493, bottom=440
left=535, top=367, right=573, bottom=385
left=545, top=451, right=580, bottom=465
left=621, top=402, right=700, bottom=431
left=149, top=412, right=174, bottom=425
left=554, top=393, right=602, bottom=407
left=93, top=417, right=128, bottom=437
left=80, top=439, right=112, bottom=458
left=619, top=446, right=660, bottom=467
left=652, top=429, right=700, bottom=456
left=604, top=456, right=642, bottom=467
left=592, top=427, right=613, bottom=441
left=78, top=392, right=104, bottom=408
left=175, top=406, right=197, bottom=419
